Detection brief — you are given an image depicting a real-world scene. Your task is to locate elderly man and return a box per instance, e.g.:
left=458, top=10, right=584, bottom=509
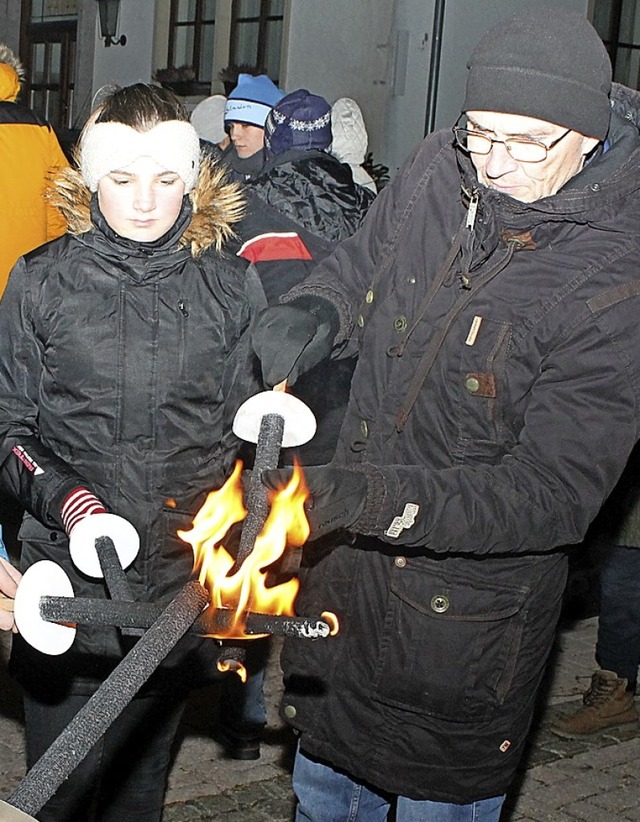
left=250, top=7, right=640, bottom=822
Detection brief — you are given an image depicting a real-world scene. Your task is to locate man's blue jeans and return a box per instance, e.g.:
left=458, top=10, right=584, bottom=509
left=292, top=747, right=506, bottom=822
left=596, top=543, right=640, bottom=689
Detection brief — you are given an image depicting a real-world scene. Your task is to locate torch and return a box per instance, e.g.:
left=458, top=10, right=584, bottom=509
left=0, top=386, right=335, bottom=817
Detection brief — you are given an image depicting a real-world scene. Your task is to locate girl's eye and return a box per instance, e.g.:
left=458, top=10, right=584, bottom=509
left=159, top=177, right=179, bottom=186
left=111, top=177, right=130, bottom=186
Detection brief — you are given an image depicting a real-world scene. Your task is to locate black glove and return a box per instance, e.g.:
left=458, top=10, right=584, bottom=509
left=261, top=465, right=368, bottom=541
left=251, top=298, right=339, bottom=387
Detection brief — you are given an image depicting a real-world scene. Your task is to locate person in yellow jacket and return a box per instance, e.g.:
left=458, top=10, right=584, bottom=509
left=0, top=43, right=68, bottom=296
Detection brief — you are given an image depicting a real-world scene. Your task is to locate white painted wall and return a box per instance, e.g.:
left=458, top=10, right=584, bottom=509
left=91, top=1, right=156, bottom=107
left=282, top=0, right=394, bottom=172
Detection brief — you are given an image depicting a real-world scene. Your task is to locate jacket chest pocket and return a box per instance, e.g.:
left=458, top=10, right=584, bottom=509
left=453, top=315, right=512, bottom=460
left=174, top=299, right=226, bottom=383
left=371, top=564, right=528, bottom=722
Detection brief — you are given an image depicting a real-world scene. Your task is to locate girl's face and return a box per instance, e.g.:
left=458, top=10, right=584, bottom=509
left=97, top=156, right=186, bottom=242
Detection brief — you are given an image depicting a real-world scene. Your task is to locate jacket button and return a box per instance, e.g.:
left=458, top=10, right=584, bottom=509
left=357, top=314, right=365, bottom=328
left=50, top=532, right=58, bottom=541
left=431, top=595, right=450, bottom=613
left=393, top=316, right=408, bottom=332
left=283, top=704, right=297, bottom=719
left=360, top=420, right=369, bottom=437
left=394, top=556, right=407, bottom=568
left=366, top=290, right=375, bottom=304
left=465, top=376, right=480, bottom=393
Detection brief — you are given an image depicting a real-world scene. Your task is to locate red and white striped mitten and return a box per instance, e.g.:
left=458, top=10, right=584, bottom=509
left=62, top=487, right=140, bottom=578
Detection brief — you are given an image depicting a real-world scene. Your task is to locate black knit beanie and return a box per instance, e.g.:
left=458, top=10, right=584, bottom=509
left=464, top=7, right=612, bottom=140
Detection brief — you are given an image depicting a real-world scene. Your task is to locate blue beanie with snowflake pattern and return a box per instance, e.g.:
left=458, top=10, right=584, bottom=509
left=264, top=89, right=332, bottom=157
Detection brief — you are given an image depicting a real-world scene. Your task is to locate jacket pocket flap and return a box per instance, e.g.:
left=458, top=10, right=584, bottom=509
left=390, top=564, right=528, bottom=622
left=18, top=513, right=56, bottom=542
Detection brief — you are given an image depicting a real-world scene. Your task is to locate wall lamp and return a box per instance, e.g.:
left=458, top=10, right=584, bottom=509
left=96, top=0, right=127, bottom=47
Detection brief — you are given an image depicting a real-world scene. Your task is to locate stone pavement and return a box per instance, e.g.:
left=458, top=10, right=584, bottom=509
left=1, top=616, right=640, bottom=821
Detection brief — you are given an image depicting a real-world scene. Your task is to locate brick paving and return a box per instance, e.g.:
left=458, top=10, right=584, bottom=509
left=2, top=616, right=640, bottom=821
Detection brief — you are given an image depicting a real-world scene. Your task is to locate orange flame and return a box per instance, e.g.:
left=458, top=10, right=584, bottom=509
left=177, top=460, right=309, bottom=641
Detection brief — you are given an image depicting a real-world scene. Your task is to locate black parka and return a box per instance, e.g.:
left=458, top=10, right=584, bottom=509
left=278, top=87, right=640, bottom=802
left=0, top=159, right=265, bottom=693
left=234, top=148, right=375, bottom=463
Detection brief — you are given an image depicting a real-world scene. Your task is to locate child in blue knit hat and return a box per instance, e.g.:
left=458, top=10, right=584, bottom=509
left=220, top=73, right=284, bottom=181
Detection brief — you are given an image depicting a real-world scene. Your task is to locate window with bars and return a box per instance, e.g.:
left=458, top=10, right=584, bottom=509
left=593, top=0, right=640, bottom=88
left=165, top=0, right=284, bottom=91
left=20, top=0, right=77, bottom=130
left=167, top=0, right=216, bottom=86
left=230, top=0, right=284, bottom=81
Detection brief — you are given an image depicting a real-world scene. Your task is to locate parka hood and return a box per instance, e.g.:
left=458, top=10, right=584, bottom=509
left=331, top=97, right=368, bottom=166
left=47, top=154, right=245, bottom=256
left=0, top=43, right=24, bottom=102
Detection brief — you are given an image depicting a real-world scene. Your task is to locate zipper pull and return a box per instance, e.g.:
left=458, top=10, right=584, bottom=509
left=466, top=192, right=479, bottom=230
left=178, top=299, right=189, bottom=318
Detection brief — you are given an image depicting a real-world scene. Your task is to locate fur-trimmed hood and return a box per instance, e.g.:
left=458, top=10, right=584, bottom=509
left=0, top=42, right=25, bottom=103
left=46, top=154, right=245, bottom=256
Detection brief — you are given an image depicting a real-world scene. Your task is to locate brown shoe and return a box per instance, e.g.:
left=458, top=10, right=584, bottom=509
left=551, top=669, right=639, bottom=739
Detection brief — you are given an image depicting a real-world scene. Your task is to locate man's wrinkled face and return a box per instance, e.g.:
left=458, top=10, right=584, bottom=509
left=465, top=111, right=600, bottom=202
left=228, top=122, right=265, bottom=159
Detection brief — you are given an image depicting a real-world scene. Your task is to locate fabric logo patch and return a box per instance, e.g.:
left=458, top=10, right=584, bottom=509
left=12, top=445, right=44, bottom=475
left=384, top=503, right=419, bottom=538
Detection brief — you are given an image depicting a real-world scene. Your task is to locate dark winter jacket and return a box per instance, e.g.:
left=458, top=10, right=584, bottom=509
left=235, top=148, right=375, bottom=463
left=277, top=87, right=640, bottom=802
left=0, top=158, right=264, bottom=694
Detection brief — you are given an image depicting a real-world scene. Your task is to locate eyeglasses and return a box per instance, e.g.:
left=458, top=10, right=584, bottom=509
left=453, top=125, right=572, bottom=163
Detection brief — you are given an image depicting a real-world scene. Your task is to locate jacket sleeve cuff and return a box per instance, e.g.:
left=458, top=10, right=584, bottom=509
left=349, top=462, right=401, bottom=534
left=281, top=284, right=353, bottom=346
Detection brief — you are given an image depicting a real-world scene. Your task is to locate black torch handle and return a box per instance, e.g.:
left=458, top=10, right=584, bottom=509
left=95, top=536, right=135, bottom=602
left=94, top=535, right=143, bottom=636
left=235, top=411, right=285, bottom=569
left=6, top=581, right=209, bottom=818
left=226, top=408, right=285, bottom=665
left=38, top=595, right=330, bottom=639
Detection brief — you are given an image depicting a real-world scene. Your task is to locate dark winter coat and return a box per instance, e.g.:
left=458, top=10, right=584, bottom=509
left=277, top=88, right=640, bottom=802
left=0, top=159, right=264, bottom=694
left=235, top=148, right=374, bottom=463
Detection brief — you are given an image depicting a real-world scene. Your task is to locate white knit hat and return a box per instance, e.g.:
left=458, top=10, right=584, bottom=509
left=190, top=94, right=227, bottom=145
left=331, top=97, right=368, bottom=166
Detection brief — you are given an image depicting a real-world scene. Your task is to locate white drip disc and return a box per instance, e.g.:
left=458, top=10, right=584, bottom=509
left=69, top=513, right=139, bottom=578
left=233, top=390, right=316, bottom=446
left=14, top=560, right=76, bottom=655
left=0, top=799, right=39, bottom=820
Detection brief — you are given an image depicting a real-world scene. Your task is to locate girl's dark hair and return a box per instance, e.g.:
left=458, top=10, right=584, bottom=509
left=94, top=83, right=189, bottom=130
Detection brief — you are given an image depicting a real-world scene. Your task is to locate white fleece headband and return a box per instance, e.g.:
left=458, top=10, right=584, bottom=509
left=80, top=120, right=201, bottom=193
